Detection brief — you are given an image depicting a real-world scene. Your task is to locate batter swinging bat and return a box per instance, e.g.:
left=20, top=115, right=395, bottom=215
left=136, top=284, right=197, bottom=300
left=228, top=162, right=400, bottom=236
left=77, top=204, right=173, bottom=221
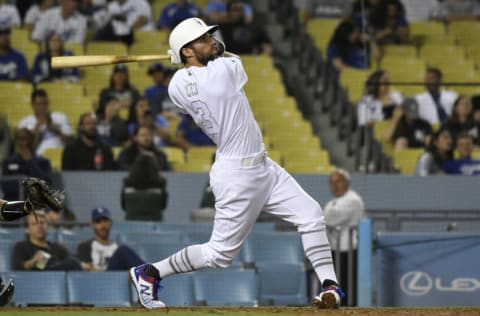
left=51, top=55, right=171, bottom=69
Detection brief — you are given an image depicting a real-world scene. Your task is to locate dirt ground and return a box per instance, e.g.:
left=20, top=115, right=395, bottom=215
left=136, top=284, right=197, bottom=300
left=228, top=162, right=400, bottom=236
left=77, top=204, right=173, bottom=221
left=1, top=306, right=480, bottom=316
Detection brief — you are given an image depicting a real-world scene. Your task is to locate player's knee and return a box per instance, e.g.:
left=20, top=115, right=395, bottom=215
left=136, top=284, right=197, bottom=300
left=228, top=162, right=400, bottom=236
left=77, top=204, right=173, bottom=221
left=203, top=243, right=237, bottom=268
left=297, top=200, right=325, bottom=233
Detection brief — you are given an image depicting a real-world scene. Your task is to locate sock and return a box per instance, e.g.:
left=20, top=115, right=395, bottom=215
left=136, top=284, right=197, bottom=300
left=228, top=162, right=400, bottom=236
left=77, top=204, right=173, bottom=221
left=144, top=264, right=161, bottom=279
left=301, top=229, right=338, bottom=285
left=152, top=244, right=206, bottom=279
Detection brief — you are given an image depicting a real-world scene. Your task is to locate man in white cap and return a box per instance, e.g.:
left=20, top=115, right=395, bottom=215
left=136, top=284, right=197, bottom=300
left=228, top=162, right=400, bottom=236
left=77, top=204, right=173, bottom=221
left=129, top=17, right=344, bottom=309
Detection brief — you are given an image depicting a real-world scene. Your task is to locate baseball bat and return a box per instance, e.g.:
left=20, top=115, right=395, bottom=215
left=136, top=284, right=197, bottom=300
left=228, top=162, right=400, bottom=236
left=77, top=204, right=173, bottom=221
left=51, top=55, right=171, bottom=69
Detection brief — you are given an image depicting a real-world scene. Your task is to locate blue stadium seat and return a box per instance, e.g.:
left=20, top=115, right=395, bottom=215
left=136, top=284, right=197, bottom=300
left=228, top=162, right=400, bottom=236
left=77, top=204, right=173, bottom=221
left=243, top=232, right=304, bottom=264
left=192, top=268, right=259, bottom=306
left=121, top=231, right=186, bottom=246
left=0, top=240, right=13, bottom=272
left=5, top=271, right=67, bottom=306
left=135, top=240, right=189, bottom=263
left=158, top=273, right=195, bottom=306
left=256, top=263, right=308, bottom=306
left=113, top=220, right=158, bottom=233
left=67, top=271, right=131, bottom=307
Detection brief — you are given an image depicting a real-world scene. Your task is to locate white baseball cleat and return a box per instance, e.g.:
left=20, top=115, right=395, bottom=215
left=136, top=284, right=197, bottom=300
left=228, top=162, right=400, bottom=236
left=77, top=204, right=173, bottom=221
left=129, top=264, right=165, bottom=309
left=312, top=280, right=345, bottom=309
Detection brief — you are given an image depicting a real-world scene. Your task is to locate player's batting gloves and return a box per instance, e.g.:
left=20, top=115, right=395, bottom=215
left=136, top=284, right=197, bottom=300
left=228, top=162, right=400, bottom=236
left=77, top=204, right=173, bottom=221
left=214, top=38, right=225, bottom=57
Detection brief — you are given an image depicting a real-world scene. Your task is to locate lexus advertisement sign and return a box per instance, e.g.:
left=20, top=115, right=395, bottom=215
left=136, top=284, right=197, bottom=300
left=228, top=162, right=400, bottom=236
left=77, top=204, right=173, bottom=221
left=376, top=233, right=480, bottom=306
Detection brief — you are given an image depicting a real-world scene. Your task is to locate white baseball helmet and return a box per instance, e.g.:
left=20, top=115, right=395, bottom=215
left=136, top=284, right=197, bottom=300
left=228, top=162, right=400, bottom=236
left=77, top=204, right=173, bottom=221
left=167, top=18, right=218, bottom=64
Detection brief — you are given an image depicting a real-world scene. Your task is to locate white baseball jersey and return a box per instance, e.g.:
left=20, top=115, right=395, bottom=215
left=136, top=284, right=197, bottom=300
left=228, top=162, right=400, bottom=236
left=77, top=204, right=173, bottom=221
left=168, top=56, right=264, bottom=157
left=0, top=4, right=21, bottom=28
left=31, top=7, right=87, bottom=44
left=24, top=5, right=46, bottom=26
left=107, top=0, right=153, bottom=36
left=415, top=90, right=458, bottom=125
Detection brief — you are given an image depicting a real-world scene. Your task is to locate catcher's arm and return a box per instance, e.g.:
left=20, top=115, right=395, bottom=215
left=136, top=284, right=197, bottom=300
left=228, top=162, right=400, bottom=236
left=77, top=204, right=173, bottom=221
left=0, top=199, right=31, bottom=221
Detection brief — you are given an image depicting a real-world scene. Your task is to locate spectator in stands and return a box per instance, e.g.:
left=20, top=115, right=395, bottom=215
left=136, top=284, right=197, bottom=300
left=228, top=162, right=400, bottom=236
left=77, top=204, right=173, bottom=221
left=323, top=168, right=366, bottom=307
left=97, top=64, right=141, bottom=120
left=415, top=67, right=458, bottom=126
left=62, top=112, right=116, bottom=170
left=326, top=19, right=378, bottom=78
left=400, top=0, right=440, bottom=22
left=144, top=62, right=167, bottom=117
left=0, top=2, right=21, bottom=29
left=368, top=0, right=410, bottom=45
left=11, top=210, right=83, bottom=271
left=443, top=95, right=480, bottom=147
left=92, top=0, right=153, bottom=45
left=96, top=96, right=129, bottom=147
left=295, top=0, right=351, bottom=24
left=128, top=97, right=172, bottom=147
left=117, top=124, right=170, bottom=171
left=437, top=0, right=480, bottom=22
left=24, top=0, right=56, bottom=32
left=175, top=114, right=215, bottom=150
left=218, top=0, right=272, bottom=55
left=357, top=70, right=404, bottom=126
left=0, top=26, right=29, bottom=81
left=160, top=66, right=181, bottom=120
left=77, top=207, right=144, bottom=271
left=443, top=133, right=480, bottom=175
left=157, top=0, right=202, bottom=30
left=416, top=126, right=453, bottom=176
left=17, top=89, right=73, bottom=156
left=32, top=33, right=80, bottom=84
left=121, top=153, right=168, bottom=221
left=383, top=98, right=433, bottom=152
left=1, top=128, right=53, bottom=200
left=351, top=0, right=381, bottom=30
left=205, top=0, right=253, bottom=24
left=31, top=0, right=88, bottom=44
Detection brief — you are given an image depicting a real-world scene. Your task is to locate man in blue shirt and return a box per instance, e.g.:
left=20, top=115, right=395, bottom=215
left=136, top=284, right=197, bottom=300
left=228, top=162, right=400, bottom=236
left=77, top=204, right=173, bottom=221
left=0, top=27, right=29, bottom=81
left=443, top=133, right=480, bottom=175
left=157, top=0, right=202, bottom=30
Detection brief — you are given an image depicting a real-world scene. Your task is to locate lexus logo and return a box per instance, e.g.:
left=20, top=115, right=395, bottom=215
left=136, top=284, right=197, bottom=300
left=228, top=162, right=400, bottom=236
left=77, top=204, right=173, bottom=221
left=400, top=271, right=480, bottom=296
left=400, top=271, right=432, bottom=296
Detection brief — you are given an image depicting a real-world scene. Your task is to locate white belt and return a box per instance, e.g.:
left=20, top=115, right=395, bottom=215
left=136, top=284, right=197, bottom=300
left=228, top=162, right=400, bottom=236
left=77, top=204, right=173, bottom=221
left=215, top=152, right=266, bottom=168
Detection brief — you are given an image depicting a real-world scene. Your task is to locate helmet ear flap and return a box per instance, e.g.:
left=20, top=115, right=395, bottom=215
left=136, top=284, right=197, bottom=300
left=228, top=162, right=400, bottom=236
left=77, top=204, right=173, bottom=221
left=0, top=277, right=14, bottom=307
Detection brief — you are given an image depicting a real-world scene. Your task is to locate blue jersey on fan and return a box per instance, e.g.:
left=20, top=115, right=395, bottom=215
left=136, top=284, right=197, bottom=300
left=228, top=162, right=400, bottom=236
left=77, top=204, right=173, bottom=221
left=0, top=48, right=29, bottom=80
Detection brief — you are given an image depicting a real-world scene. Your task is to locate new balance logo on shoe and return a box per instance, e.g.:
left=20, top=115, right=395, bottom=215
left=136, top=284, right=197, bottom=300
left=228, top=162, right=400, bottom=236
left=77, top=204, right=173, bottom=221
left=129, top=264, right=165, bottom=309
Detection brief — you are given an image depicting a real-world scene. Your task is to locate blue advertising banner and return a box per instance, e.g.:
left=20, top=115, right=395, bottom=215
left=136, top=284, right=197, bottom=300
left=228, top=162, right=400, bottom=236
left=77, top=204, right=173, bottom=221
left=376, top=233, right=480, bottom=306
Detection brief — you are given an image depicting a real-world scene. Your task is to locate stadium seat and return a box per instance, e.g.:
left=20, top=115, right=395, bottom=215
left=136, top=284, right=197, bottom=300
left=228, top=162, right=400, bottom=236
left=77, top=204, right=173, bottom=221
left=256, top=262, right=308, bottom=306
left=113, top=220, right=158, bottom=233
left=6, top=271, right=68, bottom=306
left=192, top=268, right=259, bottom=306
left=373, top=120, right=394, bottom=157
left=394, top=148, right=424, bottom=174
left=135, top=240, right=189, bottom=263
left=121, top=231, right=185, bottom=246
left=381, top=45, right=417, bottom=59
left=162, top=146, right=186, bottom=170
left=339, top=68, right=371, bottom=104
left=243, top=232, right=304, bottom=264
left=157, top=273, right=195, bottom=306
left=42, top=147, right=64, bottom=171
left=67, top=271, right=131, bottom=306
left=307, top=19, right=340, bottom=56
left=0, top=240, right=13, bottom=272
left=86, top=42, right=128, bottom=55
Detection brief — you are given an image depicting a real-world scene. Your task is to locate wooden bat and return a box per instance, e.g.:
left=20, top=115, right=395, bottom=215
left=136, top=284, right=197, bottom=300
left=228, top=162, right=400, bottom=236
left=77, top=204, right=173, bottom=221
left=51, top=55, right=171, bottom=69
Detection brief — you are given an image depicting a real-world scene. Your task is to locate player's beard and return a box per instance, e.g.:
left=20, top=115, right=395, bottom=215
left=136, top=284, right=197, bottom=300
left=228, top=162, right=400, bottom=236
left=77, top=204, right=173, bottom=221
left=195, top=48, right=217, bottom=66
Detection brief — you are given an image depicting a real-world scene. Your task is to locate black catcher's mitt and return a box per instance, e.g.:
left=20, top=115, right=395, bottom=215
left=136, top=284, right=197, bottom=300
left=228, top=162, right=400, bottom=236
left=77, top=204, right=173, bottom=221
left=21, top=177, right=64, bottom=216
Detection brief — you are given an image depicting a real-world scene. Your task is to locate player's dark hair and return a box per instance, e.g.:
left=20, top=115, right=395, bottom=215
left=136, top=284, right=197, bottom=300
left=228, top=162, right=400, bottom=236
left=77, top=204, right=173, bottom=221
left=31, top=89, right=48, bottom=103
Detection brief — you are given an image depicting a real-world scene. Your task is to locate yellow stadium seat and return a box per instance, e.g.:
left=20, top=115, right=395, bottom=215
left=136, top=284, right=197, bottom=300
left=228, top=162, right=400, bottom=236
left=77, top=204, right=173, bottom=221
left=373, top=120, right=394, bottom=157
left=161, top=146, right=186, bottom=170
left=38, top=82, right=84, bottom=100
left=266, top=149, right=282, bottom=165
left=307, top=19, right=340, bottom=56
left=86, top=42, right=128, bottom=55
left=419, top=45, right=466, bottom=67
left=187, top=146, right=216, bottom=164
left=473, top=150, right=480, bottom=159
left=64, top=42, right=85, bottom=55
left=0, top=82, right=33, bottom=130
left=381, top=45, right=417, bottom=59
left=42, top=147, right=64, bottom=171
left=410, top=21, right=446, bottom=37
left=175, top=160, right=211, bottom=172
left=339, top=68, right=371, bottom=104
left=393, top=148, right=424, bottom=174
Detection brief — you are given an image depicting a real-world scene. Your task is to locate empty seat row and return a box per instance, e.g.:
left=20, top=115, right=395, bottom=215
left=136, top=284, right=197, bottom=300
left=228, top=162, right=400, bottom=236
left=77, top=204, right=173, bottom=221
left=2, top=264, right=308, bottom=307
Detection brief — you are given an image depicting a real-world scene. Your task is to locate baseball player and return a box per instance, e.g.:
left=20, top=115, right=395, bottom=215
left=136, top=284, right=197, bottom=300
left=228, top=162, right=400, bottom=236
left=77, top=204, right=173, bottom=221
left=129, top=17, right=344, bottom=309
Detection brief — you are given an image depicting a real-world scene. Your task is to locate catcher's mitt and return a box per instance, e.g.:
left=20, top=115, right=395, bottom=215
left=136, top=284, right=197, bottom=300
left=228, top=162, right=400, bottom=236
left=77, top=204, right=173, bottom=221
left=21, top=177, right=64, bottom=218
